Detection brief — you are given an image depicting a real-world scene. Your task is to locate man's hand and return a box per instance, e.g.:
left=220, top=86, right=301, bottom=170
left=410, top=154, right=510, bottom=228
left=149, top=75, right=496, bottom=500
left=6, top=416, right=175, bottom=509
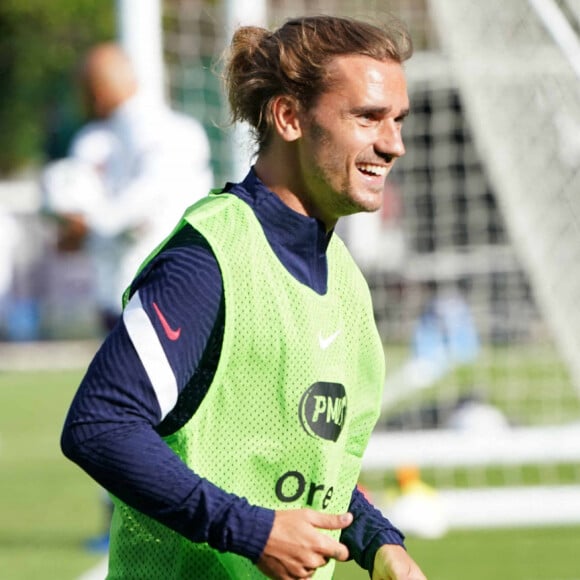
left=372, top=544, right=427, bottom=580
left=257, top=509, right=352, bottom=579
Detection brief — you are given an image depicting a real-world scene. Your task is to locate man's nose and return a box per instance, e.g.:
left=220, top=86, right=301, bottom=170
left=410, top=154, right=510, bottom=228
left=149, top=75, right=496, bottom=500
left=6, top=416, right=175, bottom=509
left=376, top=121, right=405, bottom=159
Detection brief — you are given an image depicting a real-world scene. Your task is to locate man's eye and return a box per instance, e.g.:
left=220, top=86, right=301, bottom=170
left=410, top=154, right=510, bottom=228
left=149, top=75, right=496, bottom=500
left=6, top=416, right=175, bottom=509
left=359, top=113, right=377, bottom=123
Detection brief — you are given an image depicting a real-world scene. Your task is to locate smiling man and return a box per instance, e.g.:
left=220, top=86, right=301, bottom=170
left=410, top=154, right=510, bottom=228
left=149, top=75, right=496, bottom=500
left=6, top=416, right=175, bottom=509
left=61, top=15, right=426, bottom=580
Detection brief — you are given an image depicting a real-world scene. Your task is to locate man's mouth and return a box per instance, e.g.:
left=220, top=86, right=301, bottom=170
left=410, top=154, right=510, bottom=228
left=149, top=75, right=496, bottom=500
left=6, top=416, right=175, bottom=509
left=356, top=163, right=388, bottom=177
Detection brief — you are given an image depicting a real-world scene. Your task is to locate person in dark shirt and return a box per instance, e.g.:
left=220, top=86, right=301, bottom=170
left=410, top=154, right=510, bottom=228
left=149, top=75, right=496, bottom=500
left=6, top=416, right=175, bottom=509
left=61, top=15, right=426, bottom=580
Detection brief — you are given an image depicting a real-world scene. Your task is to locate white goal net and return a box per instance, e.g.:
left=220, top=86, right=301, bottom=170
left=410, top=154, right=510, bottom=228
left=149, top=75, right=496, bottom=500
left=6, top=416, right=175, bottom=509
left=162, top=0, right=580, bottom=532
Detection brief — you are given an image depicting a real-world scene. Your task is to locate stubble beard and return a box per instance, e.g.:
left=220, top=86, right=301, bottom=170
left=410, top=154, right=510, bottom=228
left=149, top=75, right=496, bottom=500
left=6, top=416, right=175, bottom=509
left=307, top=119, right=384, bottom=220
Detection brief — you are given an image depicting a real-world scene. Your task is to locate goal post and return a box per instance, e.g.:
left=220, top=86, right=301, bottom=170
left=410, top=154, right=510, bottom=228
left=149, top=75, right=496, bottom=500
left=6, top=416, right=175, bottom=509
left=429, top=0, right=580, bottom=395
left=116, top=0, right=165, bottom=106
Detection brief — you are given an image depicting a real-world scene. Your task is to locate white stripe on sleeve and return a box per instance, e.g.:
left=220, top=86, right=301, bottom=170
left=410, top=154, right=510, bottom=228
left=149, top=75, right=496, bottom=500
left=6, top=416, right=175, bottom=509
left=123, top=290, right=178, bottom=420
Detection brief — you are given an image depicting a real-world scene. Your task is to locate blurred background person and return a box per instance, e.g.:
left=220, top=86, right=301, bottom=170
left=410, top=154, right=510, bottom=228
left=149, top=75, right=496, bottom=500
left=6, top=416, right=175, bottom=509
left=41, top=42, right=214, bottom=334
left=41, top=42, right=214, bottom=553
left=0, top=208, right=23, bottom=339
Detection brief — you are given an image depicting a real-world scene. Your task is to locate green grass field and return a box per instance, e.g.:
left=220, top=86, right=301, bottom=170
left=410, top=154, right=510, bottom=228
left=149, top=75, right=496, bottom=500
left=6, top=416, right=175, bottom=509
left=1, top=368, right=579, bottom=580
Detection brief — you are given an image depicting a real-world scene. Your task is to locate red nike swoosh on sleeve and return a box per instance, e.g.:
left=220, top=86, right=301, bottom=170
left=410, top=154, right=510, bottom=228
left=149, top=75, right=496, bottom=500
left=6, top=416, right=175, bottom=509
left=152, top=301, right=182, bottom=341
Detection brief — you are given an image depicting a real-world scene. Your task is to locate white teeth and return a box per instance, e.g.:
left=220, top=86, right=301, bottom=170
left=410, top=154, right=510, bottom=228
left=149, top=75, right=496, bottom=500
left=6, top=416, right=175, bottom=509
left=357, top=163, right=387, bottom=176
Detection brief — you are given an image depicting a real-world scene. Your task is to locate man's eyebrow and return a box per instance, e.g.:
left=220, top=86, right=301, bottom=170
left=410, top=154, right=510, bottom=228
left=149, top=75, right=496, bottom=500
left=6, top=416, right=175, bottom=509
left=397, top=107, right=411, bottom=119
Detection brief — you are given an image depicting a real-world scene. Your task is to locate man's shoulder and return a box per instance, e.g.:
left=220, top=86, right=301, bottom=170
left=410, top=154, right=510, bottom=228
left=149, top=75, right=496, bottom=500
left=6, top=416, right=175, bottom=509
left=127, top=104, right=210, bottom=153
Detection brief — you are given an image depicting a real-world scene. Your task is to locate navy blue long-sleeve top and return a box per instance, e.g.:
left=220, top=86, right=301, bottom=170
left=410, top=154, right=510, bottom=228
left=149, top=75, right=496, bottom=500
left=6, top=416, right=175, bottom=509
left=61, top=168, right=404, bottom=571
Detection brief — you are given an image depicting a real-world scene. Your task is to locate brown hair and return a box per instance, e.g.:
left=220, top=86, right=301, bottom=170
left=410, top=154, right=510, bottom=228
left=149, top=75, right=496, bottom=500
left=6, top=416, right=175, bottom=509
left=223, top=15, right=413, bottom=151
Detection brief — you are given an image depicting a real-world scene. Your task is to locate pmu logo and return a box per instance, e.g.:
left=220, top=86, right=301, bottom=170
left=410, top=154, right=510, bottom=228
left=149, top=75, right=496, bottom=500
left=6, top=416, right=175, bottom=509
left=299, top=382, right=347, bottom=442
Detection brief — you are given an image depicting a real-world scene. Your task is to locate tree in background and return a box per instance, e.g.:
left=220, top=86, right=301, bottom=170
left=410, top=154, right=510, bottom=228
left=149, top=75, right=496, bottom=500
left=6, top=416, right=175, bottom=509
left=0, top=0, right=115, bottom=176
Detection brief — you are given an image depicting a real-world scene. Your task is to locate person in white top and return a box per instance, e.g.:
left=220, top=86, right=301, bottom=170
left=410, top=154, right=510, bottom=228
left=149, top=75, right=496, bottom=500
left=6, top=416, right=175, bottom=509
left=0, top=209, right=22, bottom=334
left=42, top=43, right=214, bottom=332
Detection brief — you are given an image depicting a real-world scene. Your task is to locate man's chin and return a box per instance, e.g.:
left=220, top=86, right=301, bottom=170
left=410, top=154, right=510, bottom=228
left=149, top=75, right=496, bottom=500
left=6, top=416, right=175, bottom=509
left=354, top=194, right=383, bottom=215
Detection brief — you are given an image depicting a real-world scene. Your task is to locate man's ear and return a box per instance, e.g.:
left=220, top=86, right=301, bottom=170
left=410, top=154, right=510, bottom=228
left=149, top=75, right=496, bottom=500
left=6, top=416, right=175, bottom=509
left=271, top=96, right=302, bottom=142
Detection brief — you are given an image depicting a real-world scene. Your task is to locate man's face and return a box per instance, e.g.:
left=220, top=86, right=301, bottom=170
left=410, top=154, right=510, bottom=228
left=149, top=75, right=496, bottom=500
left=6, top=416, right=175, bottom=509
left=295, top=55, right=409, bottom=227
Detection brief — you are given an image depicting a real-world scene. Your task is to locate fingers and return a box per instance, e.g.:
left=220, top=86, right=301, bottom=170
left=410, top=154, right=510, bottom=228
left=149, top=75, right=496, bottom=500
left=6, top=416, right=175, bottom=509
left=299, top=566, right=317, bottom=579
left=307, top=510, right=353, bottom=531
left=296, top=559, right=329, bottom=580
left=257, top=509, right=353, bottom=579
left=305, top=510, right=352, bottom=562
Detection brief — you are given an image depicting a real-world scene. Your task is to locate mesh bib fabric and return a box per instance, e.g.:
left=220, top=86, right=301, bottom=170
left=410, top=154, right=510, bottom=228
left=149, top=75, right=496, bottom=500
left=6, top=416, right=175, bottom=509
left=109, top=193, right=385, bottom=579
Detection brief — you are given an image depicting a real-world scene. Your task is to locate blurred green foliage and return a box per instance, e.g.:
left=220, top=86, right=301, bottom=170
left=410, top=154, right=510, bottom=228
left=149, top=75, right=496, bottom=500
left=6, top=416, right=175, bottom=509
left=0, top=0, right=115, bottom=175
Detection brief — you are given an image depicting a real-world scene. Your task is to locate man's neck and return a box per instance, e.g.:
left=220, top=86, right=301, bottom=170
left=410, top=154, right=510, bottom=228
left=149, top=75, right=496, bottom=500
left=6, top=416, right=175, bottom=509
left=253, top=153, right=336, bottom=232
